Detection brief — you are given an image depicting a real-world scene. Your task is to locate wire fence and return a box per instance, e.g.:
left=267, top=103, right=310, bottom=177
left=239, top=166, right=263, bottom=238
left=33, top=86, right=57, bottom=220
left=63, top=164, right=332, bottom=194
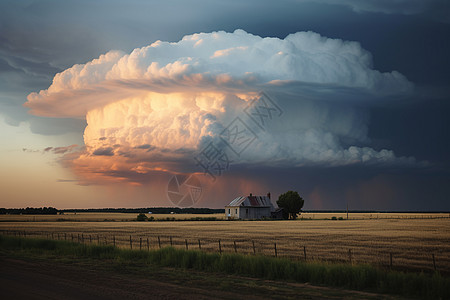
left=1, top=229, right=448, bottom=275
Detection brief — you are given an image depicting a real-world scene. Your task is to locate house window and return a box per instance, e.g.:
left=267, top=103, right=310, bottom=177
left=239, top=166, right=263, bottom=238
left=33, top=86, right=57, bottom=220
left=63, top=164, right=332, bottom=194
left=228, top=209, right=230, bottom=214
left=235, top=209, right=237, bottom=214
left=246, top=208, right=249, bottom=215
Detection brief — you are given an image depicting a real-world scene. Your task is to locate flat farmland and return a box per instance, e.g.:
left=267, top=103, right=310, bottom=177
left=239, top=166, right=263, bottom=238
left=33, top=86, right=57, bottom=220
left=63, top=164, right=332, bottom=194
left=0, top=213, right=225, bottom=222
left=1, top=212, right=448, bottom=222
left=1, top=214, right=449, bottom=275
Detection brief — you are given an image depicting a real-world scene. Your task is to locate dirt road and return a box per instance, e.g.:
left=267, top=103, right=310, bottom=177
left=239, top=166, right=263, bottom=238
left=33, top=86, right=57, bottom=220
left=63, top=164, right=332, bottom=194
left=0, top=255, right=397, bottom=299
left=0, top=256, right=246, bottom=300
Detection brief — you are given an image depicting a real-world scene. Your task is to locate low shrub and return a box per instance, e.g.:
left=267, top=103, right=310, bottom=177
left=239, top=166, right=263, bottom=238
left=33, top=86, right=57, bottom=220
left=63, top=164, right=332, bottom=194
left=136, top=213, right=148, bottom=221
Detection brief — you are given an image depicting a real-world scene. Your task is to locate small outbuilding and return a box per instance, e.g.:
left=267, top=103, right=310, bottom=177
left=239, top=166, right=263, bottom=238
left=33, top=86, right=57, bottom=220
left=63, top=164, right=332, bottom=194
left=225, top=193, right=275, bottom=220
left=271, top=207, right=286, bottom=220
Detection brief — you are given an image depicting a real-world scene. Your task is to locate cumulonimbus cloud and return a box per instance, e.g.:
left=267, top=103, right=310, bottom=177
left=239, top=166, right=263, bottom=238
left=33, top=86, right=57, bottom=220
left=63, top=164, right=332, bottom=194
left=25, top=29, right=412, bottom=117
left=25, top=30, right=416, bottom=184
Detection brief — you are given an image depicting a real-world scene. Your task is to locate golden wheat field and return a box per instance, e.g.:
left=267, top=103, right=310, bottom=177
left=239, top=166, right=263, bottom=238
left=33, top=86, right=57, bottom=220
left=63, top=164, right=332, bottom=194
left=1, top=213, right=449, bottom=275
left=1, top=211, right=448, bottom=222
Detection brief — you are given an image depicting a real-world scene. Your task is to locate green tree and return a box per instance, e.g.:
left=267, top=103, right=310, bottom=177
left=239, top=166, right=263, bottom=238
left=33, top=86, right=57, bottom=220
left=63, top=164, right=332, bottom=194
left=277, top=191, right=304, bottom=220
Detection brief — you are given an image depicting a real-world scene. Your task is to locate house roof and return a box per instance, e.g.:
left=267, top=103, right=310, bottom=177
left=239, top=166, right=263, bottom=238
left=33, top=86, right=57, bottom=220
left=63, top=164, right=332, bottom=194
left=227, top=195, right=273, bottom=208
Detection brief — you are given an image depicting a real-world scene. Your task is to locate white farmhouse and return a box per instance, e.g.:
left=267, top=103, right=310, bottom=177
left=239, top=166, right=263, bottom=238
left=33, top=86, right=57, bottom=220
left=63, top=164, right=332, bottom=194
left=225, top=193, right=275, bottom=220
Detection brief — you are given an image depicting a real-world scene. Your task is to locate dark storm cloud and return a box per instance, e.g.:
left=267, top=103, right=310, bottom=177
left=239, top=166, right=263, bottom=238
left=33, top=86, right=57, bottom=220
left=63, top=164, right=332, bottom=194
left=52, top=145, right=78, bottom=154
left=221, top=164, right=450, bottom=211
left=309, top=0, right=449, bottom=22
left=92, top=147, right=115, bottom=156
left=135, top=144, right=155, bottom=150
left=42, top=145, right=79, bottom=154
left=0, top=50, right=60, bottom=78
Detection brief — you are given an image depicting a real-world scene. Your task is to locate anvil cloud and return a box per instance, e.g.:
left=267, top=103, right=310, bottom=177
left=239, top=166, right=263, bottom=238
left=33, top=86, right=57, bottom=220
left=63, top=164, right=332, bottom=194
left=26, top=30, right=412, bottom=116
left=25, top=30, right=415, bottom=184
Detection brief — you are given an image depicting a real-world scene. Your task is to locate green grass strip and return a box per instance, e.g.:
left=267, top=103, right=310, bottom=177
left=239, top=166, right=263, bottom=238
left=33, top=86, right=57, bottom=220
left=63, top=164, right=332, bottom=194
left=1, top=235, right=448, bottom=299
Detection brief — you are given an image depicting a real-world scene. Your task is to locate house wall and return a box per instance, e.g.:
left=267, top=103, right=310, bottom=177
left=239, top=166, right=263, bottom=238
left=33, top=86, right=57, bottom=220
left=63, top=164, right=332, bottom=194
left=244, top=207, right=271, bottom=219
left=225, top=206, right=240, bottom=219
left=225, top=206, right=271, bottom=219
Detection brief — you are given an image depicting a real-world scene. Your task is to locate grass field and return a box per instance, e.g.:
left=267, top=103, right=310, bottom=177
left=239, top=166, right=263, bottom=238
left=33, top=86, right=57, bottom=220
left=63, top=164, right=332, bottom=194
left=1, top=213, right=449, bottom=275
left=2, top=235, right=449, bottom=299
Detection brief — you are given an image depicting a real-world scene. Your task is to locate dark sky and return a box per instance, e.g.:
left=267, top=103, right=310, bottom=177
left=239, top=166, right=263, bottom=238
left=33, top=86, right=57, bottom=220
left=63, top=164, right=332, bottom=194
left=0, top=0, right=449, bottom=210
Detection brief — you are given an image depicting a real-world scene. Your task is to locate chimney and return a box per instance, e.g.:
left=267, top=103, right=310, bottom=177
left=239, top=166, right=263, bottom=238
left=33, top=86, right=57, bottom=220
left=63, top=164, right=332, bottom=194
left=267, top=192, right=271, bottom=199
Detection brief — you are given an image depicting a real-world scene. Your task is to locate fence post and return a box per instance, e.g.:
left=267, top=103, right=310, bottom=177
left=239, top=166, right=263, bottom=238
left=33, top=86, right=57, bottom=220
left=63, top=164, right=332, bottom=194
left=185, top=239, right=188, bottom=250
left=97, top=235, right=100, bottom=244
left=64, top=233, right=67, bottom=240
left=129, top=235, right=132, bottom=249
left=390, top=253, right=393, bottom=268
left=158, top=236, right=161, bottom=249
left=71, top=233, right=73, bottom=242
left=303, top=246, right=307, bottom=261
left=82, top=233, right=84, bottom=243
left=140, top=237, right=142, bottom=250
left=252, top=241, right=256, bottom=255
left=113, top=235, right=115, bottom=247
left=147, top=238, right=149, bottom=251
left=432, top=254, right=437, bottom=271
left=234, top=241, right=237, bottom=253
left=198, top=239, right=201, bottom=250
left=104, top=236, right=107, bottom=245
left=170, top=236, right=173, bottom=246
left=274, top=242, right=278, bottom=258
left=218, top=240, right=222, bottom=254
left=348, top=249, right=352, bottom=264
left=90, top=235, right=92, bottom=244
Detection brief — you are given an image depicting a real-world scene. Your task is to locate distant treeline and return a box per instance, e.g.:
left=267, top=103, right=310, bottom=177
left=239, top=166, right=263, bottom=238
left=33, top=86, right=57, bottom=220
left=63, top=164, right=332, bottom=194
left=62, top=207, right=225, bottom=214
left=304, top=210, right=450, bottom=213
left=0, top=207, right=58, bottom=215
